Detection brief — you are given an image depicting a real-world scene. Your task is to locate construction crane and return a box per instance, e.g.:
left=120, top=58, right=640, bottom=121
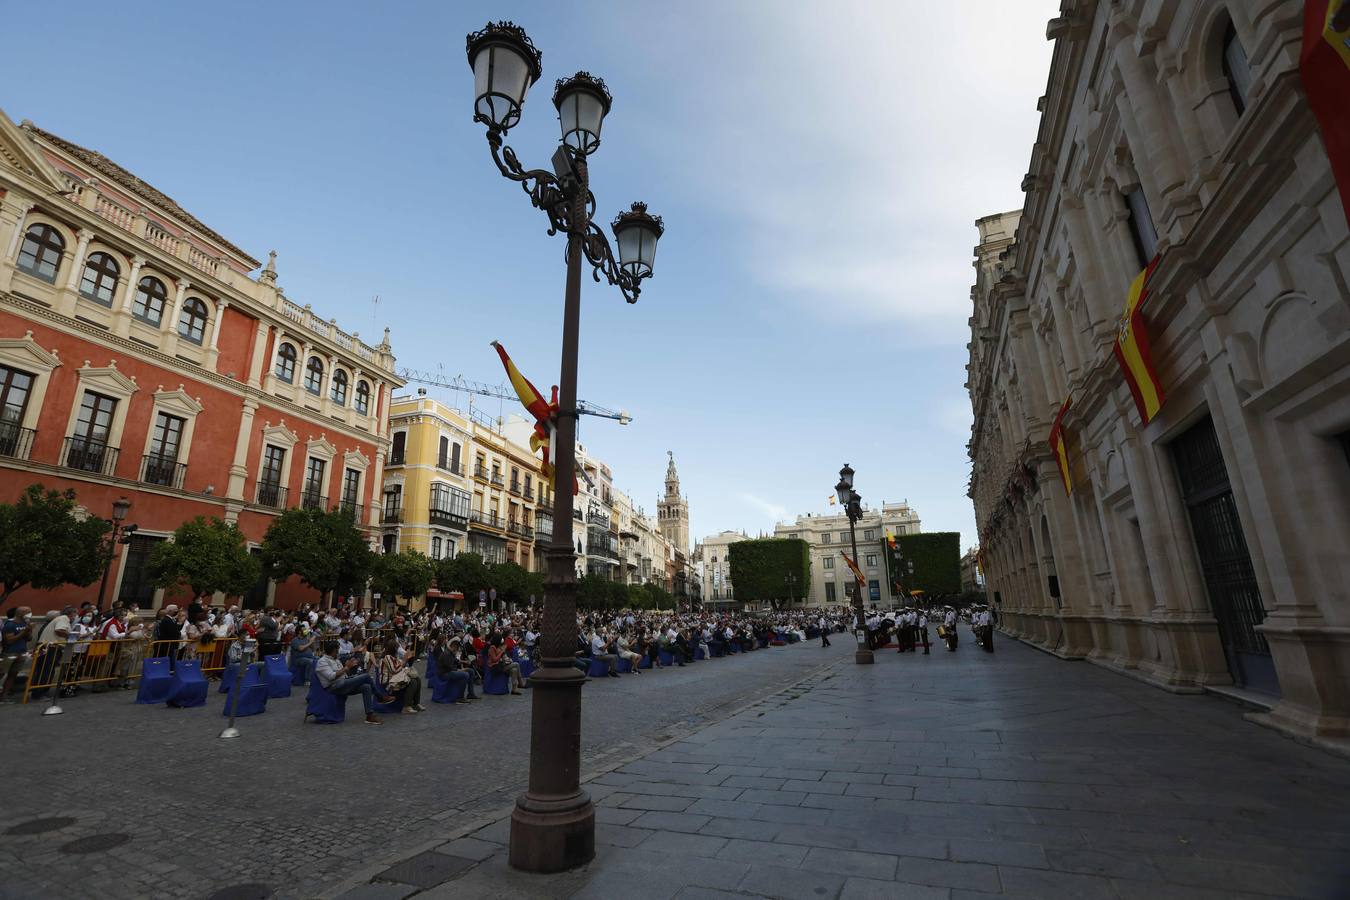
left=396, top=368, right=632, bottom=425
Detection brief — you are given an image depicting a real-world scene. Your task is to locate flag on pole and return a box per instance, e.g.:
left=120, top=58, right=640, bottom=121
left=1112, top=257, right=1166, bottom=424
left=1302, top=0, right=1350, bottom=230
left=840, top=551, right=867, bottom=589
left=1048, top=397, right=1073, bottom=495
left=490, top=341, right=576, bottom=494
left=827, top=494, right=837, bottom=506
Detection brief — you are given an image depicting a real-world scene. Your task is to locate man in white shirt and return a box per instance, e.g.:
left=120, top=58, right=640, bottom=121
left=817, top=615, right=831, bottom=647
left=589, top=630, right=619, bottom=677
left=942, top=607, right=958, bottom=651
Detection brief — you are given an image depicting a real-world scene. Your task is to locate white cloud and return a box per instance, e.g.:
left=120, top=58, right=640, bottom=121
left=737, top=491, right=788, bottom=526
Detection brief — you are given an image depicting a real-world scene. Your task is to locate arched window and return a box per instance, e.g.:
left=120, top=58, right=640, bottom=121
left=1221, top=22, right=1253, bottom=116
left=304, top=357, right=324, bottom=395
left=17, top=224, right=65, bottom=283
left=78, top=251, right=120, bottom=306
left=132, top=276, right=168, bottom=324
left=355, top=380, right=370, bottom=415
left=177, top=297, right=209, bottom=344
left=330, top=368, right=348, bottom=405
left=275, top=342, right=297, bottom=383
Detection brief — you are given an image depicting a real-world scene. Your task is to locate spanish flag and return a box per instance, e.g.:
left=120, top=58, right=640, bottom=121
left=1302, top=0, right=1350, bottom=229
left=491, top=341, right=577, bottom=495
left=840, top=551, right=867, bottom=588
left=1112, top=257, right=1166, bottom=424
left=492, top=341, right=552, bottom=422
left=1048, top=397, right=1073, bottom=495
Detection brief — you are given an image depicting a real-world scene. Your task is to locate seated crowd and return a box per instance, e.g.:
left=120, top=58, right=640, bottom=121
left=1, top=598, right=850, bottom=713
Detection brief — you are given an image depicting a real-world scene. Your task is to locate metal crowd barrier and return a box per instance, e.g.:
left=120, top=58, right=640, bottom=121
left=20, top=636, right=239, bottom=704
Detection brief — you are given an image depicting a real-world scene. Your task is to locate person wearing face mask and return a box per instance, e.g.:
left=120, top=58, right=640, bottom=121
left=0, top=607, right=34, bottom=702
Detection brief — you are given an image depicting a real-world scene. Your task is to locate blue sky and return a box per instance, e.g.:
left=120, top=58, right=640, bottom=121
left=6, top=1, right=1055, bottom=549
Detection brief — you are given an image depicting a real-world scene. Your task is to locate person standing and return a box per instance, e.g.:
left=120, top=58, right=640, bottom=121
left=0, top=607, right=34, bottom=702
left=917, top=610, right=930, bottom=655
left=818, top=615, right=831, bottom=647
left=942, top=607, right=958, bottom=652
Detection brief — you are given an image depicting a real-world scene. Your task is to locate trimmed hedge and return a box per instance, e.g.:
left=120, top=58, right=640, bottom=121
left=727, top=538, right=810, bottom=608
left=887, top=532, right=961, bottom=597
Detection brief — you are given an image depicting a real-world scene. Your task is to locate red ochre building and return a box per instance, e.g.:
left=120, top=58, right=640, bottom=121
left=0, top=108, right=403, bottom=611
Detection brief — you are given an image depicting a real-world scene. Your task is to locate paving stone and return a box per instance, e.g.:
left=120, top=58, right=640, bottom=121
left=841, top=878, right=950, bottom=900
left=1043, top=846, right=1159, bottom=880
left=638, top=829, right=728, bottom=858
left=995, top=864, right=1117, bottom=899
left=948, top=837, right=1048, bottom=869
left=737, top=788, right=807, bottom=806
left=785, top=778, right=846, bottom=795
left=631, top=811, right=713, bottom=833
left=595, top=823, right=653, bottom=847
left=722, top=775, right=787, bottom=790
left=620, top=794, right=697, bottom=812
left=736, top=863, right=847, bottom=900
left=801, top=846, right=899, bottom=880
left=895, top=858, right=1001, bottom=893
left=699, top=816, right=782, bottom=841
left=335, top=884, right=419, bottom=900
left=717, top=837, right=809, bottom=866
left=594, top=806, right=645, bottom=825
left=372, top=851, right=474, bottom=889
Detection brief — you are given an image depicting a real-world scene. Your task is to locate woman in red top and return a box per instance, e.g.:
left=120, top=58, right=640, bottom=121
left=486, top=634, right=527, bottom=695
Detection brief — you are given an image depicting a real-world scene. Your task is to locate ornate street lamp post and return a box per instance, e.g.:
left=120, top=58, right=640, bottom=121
left=95, top=497, right=137, bottom=614
left=466, top=21, right=664, bottom=873
left=835, top=464, right=873, bottom=665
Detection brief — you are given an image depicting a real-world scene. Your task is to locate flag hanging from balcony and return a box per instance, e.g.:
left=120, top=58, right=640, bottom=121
left=1302, top=0, right=1350, bottom=229
left=840, top=551, right=867, bottom=589
left=490, top=341, right=577, bottom=495
left=1048, top=396, right=1073, bottom=495
left=1112, top=256, right=1166, bottom=424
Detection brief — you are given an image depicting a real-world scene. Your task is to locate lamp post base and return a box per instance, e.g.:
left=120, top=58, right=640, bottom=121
left=855, top=649, right=875, bottom=665
left=509, top=791, right=595, bottom=873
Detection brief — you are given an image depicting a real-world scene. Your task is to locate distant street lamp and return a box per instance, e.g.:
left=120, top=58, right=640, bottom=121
left=96, top=497, right=137, bottom=613
left=465, top=20, right=665, bottom=874
left=835, top=465, right=873, bottom=665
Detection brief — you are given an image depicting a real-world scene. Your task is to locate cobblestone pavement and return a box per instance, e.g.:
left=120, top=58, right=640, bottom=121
left=368, top=635, right=1350, bottom=900
left=0, top=638, right=851, bottom=900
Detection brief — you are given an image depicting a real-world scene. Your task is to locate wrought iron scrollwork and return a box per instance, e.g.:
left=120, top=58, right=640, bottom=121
left=582, top=221, right=641, bottom=304
left=483, top=125, right=572, bottom=235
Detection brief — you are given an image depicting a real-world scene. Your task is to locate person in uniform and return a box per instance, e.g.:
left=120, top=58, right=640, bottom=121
left=942, top=607, right=958, bottom=651
left=916, top=609, right=930, bottom=655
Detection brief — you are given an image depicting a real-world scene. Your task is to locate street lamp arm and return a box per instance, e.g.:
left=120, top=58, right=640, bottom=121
left=483, top=127, right=573, bottom=236
left=581, top=219, right=642, bottom=304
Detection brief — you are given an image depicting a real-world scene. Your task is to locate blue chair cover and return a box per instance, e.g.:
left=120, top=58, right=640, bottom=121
left=657, top=649, right=675, bottom=667
left=516, top=654, right=535, bottom=680
left=616, top=656, right=633, bottom=673
left=262, top=654, right=292, bottom=699
left=708, top=641, right=725, bottom=657
left=135, top=657, right=175, bottom=705
left=638, top=653, right=652, bottom=669
left=167, top=658, right=208, bottom=708
left=587, top=657, right=609, bottom=678
left=694, top=646, right=706, bottom=660
left=304, top=677, right=347, bottom=724
left=481, top=654, right=510, bottom=695
left=218, top=662, right=238, bottom=693
left=289, top=654, right=311, bottom=686
left=372, top=668, right=405, bottom=714
left=222, top=662, right=268, bottom=717
left=431, top=671, right=466, bottom=703
left=758, top=635, right=771, bottom=648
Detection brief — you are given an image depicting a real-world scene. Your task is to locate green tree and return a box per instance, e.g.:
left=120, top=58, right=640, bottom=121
left=606, top=579, right=629, bottom=610
left=435, top=551, right=490, bottom=600
left=370, top=549, right=434, bottom=607
left=259, top=507, right=372, bottom=607
left=147, top=516, right=260, bottom=602
left=0, top=484, right=111, bottom=603
left=524, top=570, right=545, bottom=607
left=489, top=561, right=529, bottom=607
left=727, top=538, right=810, bottom=610
left=576, top=573, right=610, bottom=609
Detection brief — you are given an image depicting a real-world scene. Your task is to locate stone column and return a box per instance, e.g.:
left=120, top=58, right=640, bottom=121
left=248, top=320, right=271, bottom=388
left=56, top=228, right=93, bottom=315
left=205, top=300, right=228, bottom=371
left=112, top=255, right=145, bottom=337
left=162, top=279, right=189, bottom=355
left=227, top=397, right=258, bottom=502
left=1111, top=25, right=1187, bottom=212
left=0, top=196, right=36, bottom=294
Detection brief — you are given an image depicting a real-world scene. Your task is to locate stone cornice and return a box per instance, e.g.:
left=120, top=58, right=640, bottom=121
left=1, top=290, right=389, bottom=450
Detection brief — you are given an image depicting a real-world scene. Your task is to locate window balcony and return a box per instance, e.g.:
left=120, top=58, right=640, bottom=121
left=298, top=489, right=328, bottom=511
left=140, top=454, right=187, bottom=489
left=509, top=481, right=522, bottom=496
left=470, top=510, right=504, bottom=531
left=490, top=473, right=505, bottom=487
left=338, top=500, right=364, bottom=522
left=0, top=424, right=36, bottom=461
left=387, top=451, right=405, bottom=466
left=255, top=482, right=288, bottom=509
left=62, top=437, right=119, bottom=477
left=474, top=464, right=490, bottom=483
left=523, top=487, right=534, bottom=501
left=437, top=459, right=464, bottom=476
left=429, top=506, right=468, bottom=529
left=382, top=505, right=403, bottom=524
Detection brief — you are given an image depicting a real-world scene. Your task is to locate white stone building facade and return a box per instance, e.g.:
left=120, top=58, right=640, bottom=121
left=774, top=504, right=922, bottom=607
left=967, top=0, right=1350, bottom=747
